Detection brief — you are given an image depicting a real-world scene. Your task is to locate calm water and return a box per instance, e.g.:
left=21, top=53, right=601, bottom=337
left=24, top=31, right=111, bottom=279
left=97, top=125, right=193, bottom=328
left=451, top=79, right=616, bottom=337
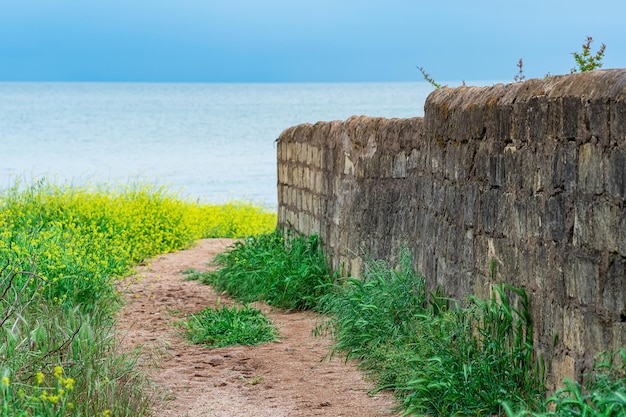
left=0, top=82, right=432, bottom=209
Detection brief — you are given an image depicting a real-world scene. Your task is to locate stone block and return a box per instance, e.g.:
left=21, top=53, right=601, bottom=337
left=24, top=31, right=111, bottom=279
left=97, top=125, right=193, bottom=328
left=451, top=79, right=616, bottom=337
left=551, top=355, right=576, bottom=388
left=503, top=145, right=522, bottom=189
left=585, top=99, right=610, bottom=142
left=605, top=147, right=626, bottom=199
left=612, top=323, right=626, bottom=354
left=392, top=151, right=407, bottom=179
left=561, top=96, right=582, bottom=140
left=620, top=213, right=626, bottom=257
left=578, top=143, right=604, bottom=195
left=526, top=95, right=549, bottom=143
left=610, top=100, right=626, bottom=142
left=564, top=254, right=600, bottom=306
left=562, top=307, right=585, bottom=352
left=545, top=194, right=568, bottom=242
left=574, top=201, right=620, bottom=253
left=602, top=257, right=625, bottom=315
left=551, top=141, right=578, bottom=192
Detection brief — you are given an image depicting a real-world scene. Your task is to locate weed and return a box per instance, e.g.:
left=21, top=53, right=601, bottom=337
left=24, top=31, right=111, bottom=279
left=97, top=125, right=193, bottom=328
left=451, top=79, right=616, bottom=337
left=318, top=249, right=545, bottom=416
left=183, top=302, right=279, bottom=348
left=504, top=349, right=626, bottom=416
left=514, top=58, right=526, bottom=82
left=571, top=36, right=606, bottom=73
left=199, top=229, right=335, bottom=310
left=417, top=66, right=443, bottom=89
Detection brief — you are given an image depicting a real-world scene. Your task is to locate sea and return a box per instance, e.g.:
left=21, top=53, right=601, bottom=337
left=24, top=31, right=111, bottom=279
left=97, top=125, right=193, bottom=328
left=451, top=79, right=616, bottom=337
left=0, top=82, right=434, bottom=209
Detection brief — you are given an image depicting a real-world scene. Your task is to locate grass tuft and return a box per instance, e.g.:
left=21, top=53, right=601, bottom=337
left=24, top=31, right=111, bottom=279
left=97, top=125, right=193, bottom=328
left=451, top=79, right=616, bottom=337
left=193, top=229, right=335, bottom=310
left=182, top=302, right=279, bottom=348
left=318, top=249, right=545, bottom=416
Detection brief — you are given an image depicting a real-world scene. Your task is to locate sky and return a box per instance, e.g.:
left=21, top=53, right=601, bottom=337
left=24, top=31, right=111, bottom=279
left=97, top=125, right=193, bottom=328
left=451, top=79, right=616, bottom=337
left=0, top=0, right=624, bottom=84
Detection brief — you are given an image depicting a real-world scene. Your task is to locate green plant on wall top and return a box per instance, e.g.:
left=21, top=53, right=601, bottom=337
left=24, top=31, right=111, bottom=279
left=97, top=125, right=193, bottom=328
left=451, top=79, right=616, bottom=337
left=571, top=36, right=606, bottom=73
left=514, top=58, right=526, bottom=82
left=419, top=35, right=607, bottom=87
left=417, top=65, right=442, bottom=89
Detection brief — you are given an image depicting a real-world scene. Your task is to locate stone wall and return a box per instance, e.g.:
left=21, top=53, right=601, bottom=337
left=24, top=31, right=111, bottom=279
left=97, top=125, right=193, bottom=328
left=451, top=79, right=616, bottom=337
left=276, top=69, right=626, bottom=388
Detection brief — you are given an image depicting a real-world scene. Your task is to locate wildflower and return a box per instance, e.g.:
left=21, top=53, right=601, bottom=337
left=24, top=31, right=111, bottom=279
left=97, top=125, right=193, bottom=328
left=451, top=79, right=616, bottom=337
left=1, top=376, right=9, bottom=387
left=54, top=365, right=63, bottom=379
left=61, top=377, right=75, bottom=390
left=36, top=372, right=45, bottom=385
left=103, top=410, right=111, bottom=416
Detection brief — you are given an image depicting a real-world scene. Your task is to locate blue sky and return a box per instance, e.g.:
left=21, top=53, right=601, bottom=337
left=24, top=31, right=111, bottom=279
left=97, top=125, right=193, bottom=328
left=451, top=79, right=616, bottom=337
left=0, top=0, right=624, bottom=83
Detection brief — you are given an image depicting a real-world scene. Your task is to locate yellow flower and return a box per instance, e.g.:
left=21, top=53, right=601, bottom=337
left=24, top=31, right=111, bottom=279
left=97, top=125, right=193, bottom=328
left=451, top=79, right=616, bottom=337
left=1, top=376, right=9, bottom=387
left=102, top=410, right=111, bottom=417
left=54, top=365, right=63, bottom=379
left=61, top=377, right=75, bottom=390
left=36, top=372, right=45, bottom=385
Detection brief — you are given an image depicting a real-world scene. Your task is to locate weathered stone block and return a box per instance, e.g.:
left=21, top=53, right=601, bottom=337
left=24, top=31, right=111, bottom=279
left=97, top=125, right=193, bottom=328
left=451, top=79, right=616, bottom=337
left=563, top=307, right=585, bottom=351
left=606, top=147, right=626, bottom=199
left=610, top=100, right=626, bottom=141
left=545, top=194, right=568, bottom=242
left=602, top=257, right=626, bottom=315
left=578, top=142, right=604, bottom=194
left=551, top=141, right=578, bottom=192
left=564, top=254, right=600, bottom=306
left=392, top=151, right=407, bottom=178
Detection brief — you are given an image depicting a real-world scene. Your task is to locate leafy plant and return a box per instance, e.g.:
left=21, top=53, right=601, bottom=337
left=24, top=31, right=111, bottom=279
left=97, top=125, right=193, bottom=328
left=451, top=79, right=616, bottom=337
left=318, top=249, right=545, bottom=416
left=571, top=36, right=606, bottom=73
left=417, top=66, right=443, bottom=89
left=514, top=58, right=526, bottom=82
left=504, top=349, right=626, bottom=416
left=196, top=229, right=335, bottom=310
left=183, top=302, right=279, bottom=348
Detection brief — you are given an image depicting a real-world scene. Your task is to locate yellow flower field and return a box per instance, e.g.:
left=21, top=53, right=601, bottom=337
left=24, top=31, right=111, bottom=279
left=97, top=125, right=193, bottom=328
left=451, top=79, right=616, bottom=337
left=0, top=179, right=276, bottom=416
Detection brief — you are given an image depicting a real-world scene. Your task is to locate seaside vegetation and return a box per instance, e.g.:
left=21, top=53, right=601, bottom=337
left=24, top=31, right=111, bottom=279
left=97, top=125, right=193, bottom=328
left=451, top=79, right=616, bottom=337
left=0, top=178, right=275, bottom=416
left=182, top=301, right=279, bottom=348
left=202, top=232, right=625, bottom=416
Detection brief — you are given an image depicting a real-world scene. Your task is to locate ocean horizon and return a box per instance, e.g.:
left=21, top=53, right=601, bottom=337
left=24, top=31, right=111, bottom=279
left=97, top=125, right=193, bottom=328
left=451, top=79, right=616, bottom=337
left=0, top=81, right=451, bottom=209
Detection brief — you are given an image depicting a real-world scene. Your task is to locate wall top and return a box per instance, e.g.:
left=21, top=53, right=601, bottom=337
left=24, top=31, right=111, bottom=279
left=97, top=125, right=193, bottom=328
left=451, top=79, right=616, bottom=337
left=426, top=69, right=626, bottom=110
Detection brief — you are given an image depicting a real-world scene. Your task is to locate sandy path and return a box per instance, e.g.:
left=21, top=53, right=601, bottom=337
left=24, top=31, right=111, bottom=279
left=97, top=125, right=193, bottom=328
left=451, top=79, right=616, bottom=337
left=115, top=238, right=400, bottom=417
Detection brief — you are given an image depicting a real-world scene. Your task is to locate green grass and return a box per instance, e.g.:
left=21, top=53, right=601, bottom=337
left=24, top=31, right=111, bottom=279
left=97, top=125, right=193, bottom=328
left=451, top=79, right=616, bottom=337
left=190, top=229, right=335, bottom=310
left=191, top=232, right=626, bottom=416
left=182, top=302, right=279, bottom=348
left=317, top=249, right=545, bottom=416
left=0, top=178, right=277, bottom=416
left=504, top=350, right=626, bottom=417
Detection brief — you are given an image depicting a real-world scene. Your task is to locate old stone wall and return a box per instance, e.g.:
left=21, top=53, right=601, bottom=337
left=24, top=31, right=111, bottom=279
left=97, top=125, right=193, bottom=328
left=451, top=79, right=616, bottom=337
left=276, top=69, right=626, bottom=388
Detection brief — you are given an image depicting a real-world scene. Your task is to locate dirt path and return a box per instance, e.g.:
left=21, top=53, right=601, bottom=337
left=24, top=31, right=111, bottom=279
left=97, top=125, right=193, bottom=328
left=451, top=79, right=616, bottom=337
left=115, top=238, right=400, bottom=417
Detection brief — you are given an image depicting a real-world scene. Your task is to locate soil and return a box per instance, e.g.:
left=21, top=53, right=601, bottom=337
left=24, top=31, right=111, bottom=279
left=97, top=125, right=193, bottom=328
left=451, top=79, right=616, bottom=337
left=115, top=238, right=401, bottom=417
